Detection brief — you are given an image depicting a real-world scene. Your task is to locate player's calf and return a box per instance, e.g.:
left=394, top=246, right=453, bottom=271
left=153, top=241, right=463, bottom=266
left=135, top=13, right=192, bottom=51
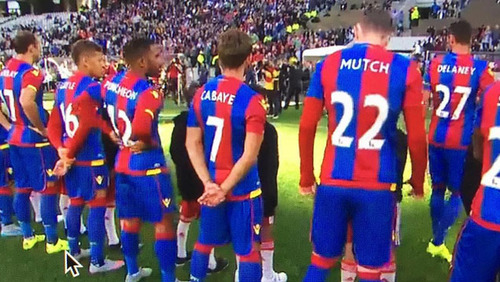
left=67, top=197, right=85, bottom=256
left=238, top=243, right=262, bottom=282
left=154, top=213, right=177, bottom=282
left=0, top=186, right=22, bottom=237
left=42, top=181, right=69, bottom=254
left=261, top=216, right=287, bottom=282
left=190, top=242, right=214, bottom=281
left=121, top=218, right=142, bottom=276
left=304, top=253, right=338, bottom=282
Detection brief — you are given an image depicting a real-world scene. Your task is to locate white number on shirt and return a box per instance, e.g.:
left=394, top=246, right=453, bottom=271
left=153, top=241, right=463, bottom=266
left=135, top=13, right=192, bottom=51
left=59, top=103, right=79, bottom=138
left=330, top=91, right=389, bottom=150
left=206, top=116, right=224, bottom=162
left=435, top=84, right=472, bottom=120
left=0, top=89, right=16, bottom=122
left=481, top=127, right=500, bottom=189
left=107, top=104, right=132, bottom=146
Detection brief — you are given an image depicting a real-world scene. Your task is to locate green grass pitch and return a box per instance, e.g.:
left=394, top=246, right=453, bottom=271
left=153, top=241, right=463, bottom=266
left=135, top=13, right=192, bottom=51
left=0, top=104, right=464, bottom=281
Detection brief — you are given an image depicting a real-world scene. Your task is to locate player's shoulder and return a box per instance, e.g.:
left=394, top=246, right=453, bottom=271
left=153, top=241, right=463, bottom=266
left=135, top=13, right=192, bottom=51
left=483, top=81, right=500, bottom=99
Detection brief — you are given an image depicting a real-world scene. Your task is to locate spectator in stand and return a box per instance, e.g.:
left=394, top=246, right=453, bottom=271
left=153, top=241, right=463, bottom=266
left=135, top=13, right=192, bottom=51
left=431, top=1, right=440, bottom=18
left=443, top=0, right=450, bottom=17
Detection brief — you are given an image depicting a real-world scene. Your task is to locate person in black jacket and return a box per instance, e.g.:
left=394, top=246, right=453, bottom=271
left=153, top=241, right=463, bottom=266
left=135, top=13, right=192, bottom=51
left=170, top=82, right=228, bottom=273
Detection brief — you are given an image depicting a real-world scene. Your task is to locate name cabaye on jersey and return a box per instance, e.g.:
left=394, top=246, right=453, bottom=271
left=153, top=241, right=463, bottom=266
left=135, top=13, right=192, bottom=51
left=200, top=90, right=236, bottom=105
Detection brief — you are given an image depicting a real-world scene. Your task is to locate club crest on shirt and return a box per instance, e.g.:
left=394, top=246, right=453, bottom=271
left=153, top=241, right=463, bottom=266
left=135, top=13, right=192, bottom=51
left=253, top=224, right=261, bottom=235
left=259, top=99, right=269, bottom=111
left=95, top=175, right=103, bottom=185
left=162, top=198, right=171, bottom=208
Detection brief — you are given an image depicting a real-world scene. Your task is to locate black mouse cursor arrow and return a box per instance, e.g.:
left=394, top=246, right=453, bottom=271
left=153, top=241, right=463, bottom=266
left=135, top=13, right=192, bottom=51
left=64, top=251, right=83, bottom=278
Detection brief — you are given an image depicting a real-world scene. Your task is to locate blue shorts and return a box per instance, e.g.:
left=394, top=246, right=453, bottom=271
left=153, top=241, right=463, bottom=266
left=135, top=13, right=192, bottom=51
left=198, top=195, right=263, bottom=256
left=115, top=173, right=175, bottom=223
left=429, top=145, right=467, bottom=191
left=9, top=145, right=58, bottom=192
left=0, top=146, right=12, bottom=187
left=65, top=165, right=109, bottom=201
left=311, top=185, right=395, bottom=267
left=451, top=219, right=500, bottom=282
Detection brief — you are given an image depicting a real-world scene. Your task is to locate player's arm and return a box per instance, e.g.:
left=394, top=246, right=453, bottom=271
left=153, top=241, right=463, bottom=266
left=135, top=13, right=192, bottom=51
left=19, top=69, right=46, bottom=136
left=0, top=110, right=11, bottom=131
left=473, top=89, right=487, bottom=160
left=478, top=65, right=495, bottom=97
left=219, top=95, right=267, bottom=194
left=299, top=61, right=325, bottom=190
left=130, top=89, right=162, bottom=150
left=403, top=61, right=428, bottom=197
left=47, top=99, right=64, bottom=150
left=422, top=60, right=432, bottom=107
left=186, top=90, right=211, bottom=185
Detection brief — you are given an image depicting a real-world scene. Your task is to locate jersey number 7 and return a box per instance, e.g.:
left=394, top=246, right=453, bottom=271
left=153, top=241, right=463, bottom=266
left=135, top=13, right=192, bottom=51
left=331, top=91, right=389, bottom=150
left=206, top=116, right=224, bottom=162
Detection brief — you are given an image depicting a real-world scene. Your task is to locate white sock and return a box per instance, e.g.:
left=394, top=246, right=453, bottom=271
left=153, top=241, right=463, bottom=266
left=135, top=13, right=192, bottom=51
left=59, top=194, right=70, bottom=228
left=176, top=220, right=190, bottom=258
left=208, top=249, right=217, bottom=270
left=104, top=207, right=119, bottom=245
left=235, top=256, right=240, bottom=282
left=380, top=262, right=396, bottom=282
left=261, top=244, right=275, bottom=279
left=341, top=259, right=357, bottom=282
left=80, top=215, right=86, bottom=234
left=30, top=192, right=41, bottom=222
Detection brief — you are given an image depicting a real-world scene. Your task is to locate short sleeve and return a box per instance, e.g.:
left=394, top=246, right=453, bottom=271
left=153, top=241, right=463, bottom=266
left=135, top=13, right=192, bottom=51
left=306, top=60, right=325, bottom=101
left=245, top=94, right=267, bottom=135
left=479, top=63, right=495, bottom=95
left=22, top=68, right=44, bottom=92
left=403, top=60, right=424, bottom=109
left=137, top=88, right=163, bottom=119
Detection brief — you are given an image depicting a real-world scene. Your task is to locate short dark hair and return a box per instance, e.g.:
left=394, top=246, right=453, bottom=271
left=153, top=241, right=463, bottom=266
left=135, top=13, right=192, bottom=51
left=71, top=40, right=103, bottom=64
left=13, top=31, right=37, bottom=54
left=449, top=20, right=472, bottom=44
left=360, top=10, right=393, bottom=34
left=218, top=29, right=252, bottom=69
left=122, top=38, right=155, bottom=65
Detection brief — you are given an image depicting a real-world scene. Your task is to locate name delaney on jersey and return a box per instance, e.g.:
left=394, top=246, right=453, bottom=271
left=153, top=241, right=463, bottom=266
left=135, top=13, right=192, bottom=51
left=103, top=81, right=139, bottom=100
left=437, top=65, right=477, bottom=75
left=0, top=70, right=18, bottom=78
left=201, top=90, right=236, bottom=105
left=340, top=58, right=390, bottom=74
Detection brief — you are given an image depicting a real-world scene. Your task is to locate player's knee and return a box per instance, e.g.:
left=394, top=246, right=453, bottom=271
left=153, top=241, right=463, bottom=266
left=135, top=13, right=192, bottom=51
left=238, top=249, right=261, bottom=263
left=311, top=253, right=338, bottom=269
left=121, top=219, right=141, bottom=233
left=87, top=196, right=106, bottom=208
left=155, top=213, right=175, bottom=233
left=194, top=242, right=213, bottom=255
left=0, top=186, right=12, bottom=195
left=357, top=265, right=383, bottom=281
left=69, top=197, right=85, bottom=207
left=42, top=182, right=58, bottom=195
left=94, top=189, right=107, bottom=199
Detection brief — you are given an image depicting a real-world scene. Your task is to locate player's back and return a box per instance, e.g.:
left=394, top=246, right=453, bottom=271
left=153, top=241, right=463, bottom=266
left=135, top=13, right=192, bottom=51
left=54, top=72, right=105, bottom=162
left=102, top=71, right=166, bottom=174
left=318, top=43, right=418, bottom=189
left=190, top=75, right=265, bottom=196
left=427, top=52, right=493, bottom=149
left=471, top=82, right=500, bottom=230
left=0, top=58, right=47, bottom=146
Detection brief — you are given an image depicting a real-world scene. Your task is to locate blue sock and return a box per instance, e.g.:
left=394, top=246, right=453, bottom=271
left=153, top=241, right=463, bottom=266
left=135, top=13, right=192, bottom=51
left=0, top=194, right=14, bottom=225
left=88, top=206, right=106, bottom=266
left=239, top=252, right=262, bottom=282
left=430, top=188, right=446, bottom=245
left=190, top=243, right=212, bottom=282
left=441, top=193, right=463, bottom=241
left=14, top=191, right=33, bottom=238
left=67, top=204, right=83, bottom=255
left=122, top=230, right=139, bottom=275
left=154, top=233, right=176, bottom=282
left=41, top=194, right=58, bottom=244
left=304, top=265, right=329, bottom=282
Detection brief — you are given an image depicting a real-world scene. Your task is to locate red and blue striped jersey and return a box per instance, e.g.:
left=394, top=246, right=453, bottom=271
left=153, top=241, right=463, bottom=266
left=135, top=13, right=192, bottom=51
left=0, top=58, right=47, bottom=146
left=302, top=43, right=423, bottom=190
left=471, top=82, right=500, bottom=231
left=187, top=75, right=267, bottom=196
left=102, top=71, right=166, bottom=175
left=425, top=52, right=494, bottom=149
left=47, top=72, right=106, bottom=162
